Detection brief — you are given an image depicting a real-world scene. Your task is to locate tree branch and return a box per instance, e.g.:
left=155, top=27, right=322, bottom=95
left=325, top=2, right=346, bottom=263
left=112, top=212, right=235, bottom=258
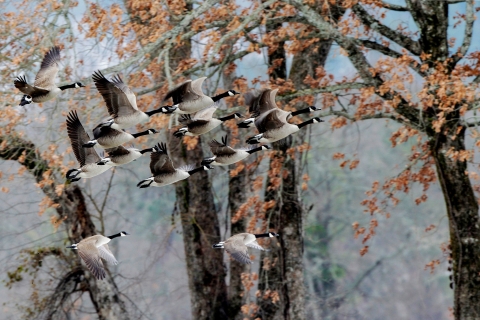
left=449, top=0, right=475, bottom=69
left=278, top=82, right=368, bottom=100
left=283, top=0, right=423, bottom=129
left=357, top=39, right=426, bottom=77
left=379, top=1, right=408, bottom=11
left=352, top=4, right=421, bottom=55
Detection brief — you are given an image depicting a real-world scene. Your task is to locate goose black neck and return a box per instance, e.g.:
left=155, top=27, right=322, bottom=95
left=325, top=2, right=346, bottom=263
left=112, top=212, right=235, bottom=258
left=211, top=91, right=231, bottom=102
left=188, top=166, right=205, bottom=175
left=254, top=233, right=271, bottom=238
left=140, top=148, right=154, bottom=154
left=59, top=83, right=77, bottom=91
left=247, top=146, right=263, bottom=154
left=297, top=118, right=315, bottom=129
left=145, top=108, right=163, bottom=117
left=132, top=129, right=153, bottom=138
left=107, top=232, right=122, bottom=239
left=218, top=113, right=236, bottom=121
left=291, top=107, right=311, bottom=116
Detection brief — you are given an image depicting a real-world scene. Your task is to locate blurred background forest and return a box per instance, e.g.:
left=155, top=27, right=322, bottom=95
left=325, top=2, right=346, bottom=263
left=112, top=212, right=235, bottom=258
left=3, top=0, right=480, bottom=319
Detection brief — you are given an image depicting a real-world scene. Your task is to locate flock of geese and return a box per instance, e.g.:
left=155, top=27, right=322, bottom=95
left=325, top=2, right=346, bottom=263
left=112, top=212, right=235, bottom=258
left=14, top=46, right=322, bottom=279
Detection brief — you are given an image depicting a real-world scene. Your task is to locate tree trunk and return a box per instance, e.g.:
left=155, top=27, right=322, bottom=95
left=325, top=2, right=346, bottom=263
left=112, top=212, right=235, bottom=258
left=431, top=127, right=480, bottom=320
left=256, top=135, right=305, bottom=320
left=0, top=135, right=129, bottom=319
left=227, top=169, right=248, bottom=319
left=168, top=138, right=229, bottom=319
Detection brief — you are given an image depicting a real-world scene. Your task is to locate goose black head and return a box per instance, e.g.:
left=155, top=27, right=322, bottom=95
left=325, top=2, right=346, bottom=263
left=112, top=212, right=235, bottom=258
left=312, top=117, right=323, bottom=123
left=309, top=106, right=319, bottom=111
left=228, top=90, right=240, bottom=96
left=269, top=232, right=279, bottom=237
left=234, top=113, right=243, bottom=119
left=75, top=82, right=85, bottom=88
left=120, top=231, right=129, bottom=236
left=261, top=145, right=271, bottom=150
left=97, top=158, right=111, bottom=165
left=173, top=128, right=188, bottom=138
left=148, top=129, right=159, bottom=134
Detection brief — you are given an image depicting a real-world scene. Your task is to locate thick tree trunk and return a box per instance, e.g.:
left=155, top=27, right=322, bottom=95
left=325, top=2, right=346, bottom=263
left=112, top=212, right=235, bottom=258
left=431, top=128, right=480, bottom=320
left=256, top=136, right=305, bottom=320
left=168, top=139, right=229, bottom=319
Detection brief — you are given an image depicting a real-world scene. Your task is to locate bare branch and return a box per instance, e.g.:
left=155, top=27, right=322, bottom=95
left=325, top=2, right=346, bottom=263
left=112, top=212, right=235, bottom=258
left=284, top=0, right=423, bottom=128
left=322, top=110, right=423, bottom=131
left=278, top=82, right=368, bottom=100
left=352, top=4, right=421, bottom=55
left=357, top=39, right=426, bottom=77
left=449, top=0, right=475, bottom=69
left=379, top=1, right=408, bottom=11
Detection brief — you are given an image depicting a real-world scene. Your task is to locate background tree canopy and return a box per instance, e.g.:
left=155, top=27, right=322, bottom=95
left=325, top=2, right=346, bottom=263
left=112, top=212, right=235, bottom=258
left=1, top=0, right=479, bottom=319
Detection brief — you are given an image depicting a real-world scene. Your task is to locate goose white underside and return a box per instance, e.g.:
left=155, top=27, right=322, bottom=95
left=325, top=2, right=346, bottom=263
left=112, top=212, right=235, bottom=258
left=189, top=118, right=222, bottom=135
left=95, top=236, right=111, bottom=247
left=149, top=170, right=191, bottom=187
left=33, top=87, right=61, bottom=102
left=176, top=96, right=214, bottom=114
left=76, top=164, right=111, bottom=179
left=262, top=124, right=300, bottom=143
left=111, top=112, right=149, bottom=130
left=213, top=150, right=250, bottom=166
left=98, top=133, right=135, bottom=149
left=104, top=150, right=143, bottom=166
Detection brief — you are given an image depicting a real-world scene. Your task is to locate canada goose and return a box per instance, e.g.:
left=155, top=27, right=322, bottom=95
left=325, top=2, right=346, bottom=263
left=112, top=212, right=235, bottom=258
left=93, top=71, right=164, bottom=130
left=66, top=231, right=129, bottom=280
left=238, top=89, right=319, bottom=128
left=173, top=104, right=242, bottom=137
left=65, top=110, right=111, bottom=181
left=245, top=90, right=323, bottom=144
left=96, top=145, right=156, bottom=166
left=137, top=143, right=213, bottom=188
left=82, top=124, right=158, bottom=149
left=212, top=232, right=279, bottom=264
left=160, top=77, right=239, bottom=114
left=201, top=135, right=270, bottom=166
left=14, top=46, right=84, bottom=106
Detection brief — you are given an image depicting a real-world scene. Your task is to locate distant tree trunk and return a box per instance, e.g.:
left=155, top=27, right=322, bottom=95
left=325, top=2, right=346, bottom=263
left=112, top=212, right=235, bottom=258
left=431, top=127, right=480, bottom=320
left=165, top=7, right=228, bottom=317
left=227, top=168, right=248, bottom=319
left=256, top=5, right=343, bottom=313
left=0, top=135, right=129, bottom=319
left=256, top=135, right=304, bottom=320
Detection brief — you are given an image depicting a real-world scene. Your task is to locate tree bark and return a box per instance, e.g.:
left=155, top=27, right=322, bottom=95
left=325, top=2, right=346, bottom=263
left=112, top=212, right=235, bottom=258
left=431, top=127, right=480, bottom=320
left=227, top=169, right=248, bottom=319
left=169, top=139, right=229, bottom=319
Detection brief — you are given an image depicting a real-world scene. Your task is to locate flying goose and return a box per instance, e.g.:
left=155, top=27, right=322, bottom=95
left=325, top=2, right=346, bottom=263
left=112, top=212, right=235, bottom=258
left=65, top=110, right=111, bottom=182
left=137, top=143, right=213, bottom=188
left=14, top=46, right=84, bottom=106
left=238, top=89, right=319, bottom=128
left=66, top=231, right=129, bottom=280
left=201, top=135, right=270, bottom=166
left=96, top=145, right=156, bottom=166
left=173, top=104, right=242, bottom=138
left=212, top=232, right=279, bottom=264
left=82, top=124, right=158, bottom=149
left=160, top=77, right=239, bottom=114
left=245, top=89, right=323, bottom=144
left=93, top=71, right=164, bottom=130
